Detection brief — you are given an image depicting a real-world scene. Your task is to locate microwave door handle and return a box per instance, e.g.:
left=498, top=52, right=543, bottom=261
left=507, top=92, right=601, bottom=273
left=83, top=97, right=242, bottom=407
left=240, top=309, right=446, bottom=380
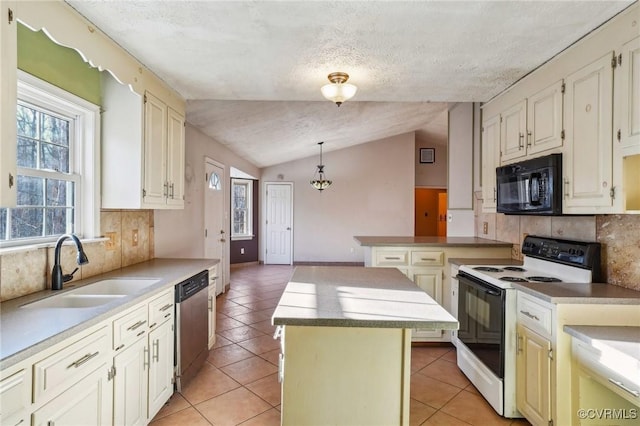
left=529, top=174, right=541, bottom=205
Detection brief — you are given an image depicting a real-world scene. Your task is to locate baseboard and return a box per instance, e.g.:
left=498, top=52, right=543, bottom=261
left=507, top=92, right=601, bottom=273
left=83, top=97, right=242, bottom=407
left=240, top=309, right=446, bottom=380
left=230, top=261, right=260, bottom=269
left=293, top=261, right=365, bottom=267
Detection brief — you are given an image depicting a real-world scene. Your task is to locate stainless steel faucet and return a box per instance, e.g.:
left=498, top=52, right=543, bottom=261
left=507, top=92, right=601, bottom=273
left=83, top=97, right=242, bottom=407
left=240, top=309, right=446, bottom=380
left=51, top=234, right=89, bottom=290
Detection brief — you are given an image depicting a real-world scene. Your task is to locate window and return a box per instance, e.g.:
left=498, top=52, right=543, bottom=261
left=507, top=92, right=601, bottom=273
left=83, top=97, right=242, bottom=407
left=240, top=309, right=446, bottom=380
left=231, top=178, right=253, bottom=240
left=0, top=71, right=100, bottom=247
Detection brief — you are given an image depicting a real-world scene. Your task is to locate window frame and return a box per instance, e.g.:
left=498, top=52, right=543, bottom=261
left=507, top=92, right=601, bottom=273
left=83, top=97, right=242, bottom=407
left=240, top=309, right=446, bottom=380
left=0, top=71, right=100, bottom=247
left=231, top=178, right=253, bottom=241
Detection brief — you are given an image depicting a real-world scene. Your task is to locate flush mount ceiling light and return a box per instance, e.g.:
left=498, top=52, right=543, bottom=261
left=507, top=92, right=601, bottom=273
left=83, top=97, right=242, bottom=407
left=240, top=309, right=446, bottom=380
left=310, top=142, right=332, bottom=191
left=321, top=72, right=357, bottom=106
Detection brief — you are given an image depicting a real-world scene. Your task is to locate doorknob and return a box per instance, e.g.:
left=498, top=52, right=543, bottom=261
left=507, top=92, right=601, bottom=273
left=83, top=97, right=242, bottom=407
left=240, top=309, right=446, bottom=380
left=286, top=227, right=291, bottom=230
left=219, top=238, right=226, bottom=243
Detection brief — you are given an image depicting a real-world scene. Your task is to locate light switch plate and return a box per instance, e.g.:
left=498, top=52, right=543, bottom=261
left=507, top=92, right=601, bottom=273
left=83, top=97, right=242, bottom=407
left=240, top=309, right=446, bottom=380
left=132, top=229, right=139, bottom=247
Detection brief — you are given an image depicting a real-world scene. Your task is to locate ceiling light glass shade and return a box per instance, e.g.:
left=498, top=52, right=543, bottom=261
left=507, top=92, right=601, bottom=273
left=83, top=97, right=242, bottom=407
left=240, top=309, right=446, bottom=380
left=321, top=72, right=357, bottom=106
left=310, top=142, right=332, bottom=191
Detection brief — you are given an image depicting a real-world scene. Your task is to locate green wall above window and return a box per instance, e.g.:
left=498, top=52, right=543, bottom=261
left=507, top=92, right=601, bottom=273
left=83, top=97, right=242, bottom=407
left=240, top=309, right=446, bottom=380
left=17, top=23, right=101, bottom=106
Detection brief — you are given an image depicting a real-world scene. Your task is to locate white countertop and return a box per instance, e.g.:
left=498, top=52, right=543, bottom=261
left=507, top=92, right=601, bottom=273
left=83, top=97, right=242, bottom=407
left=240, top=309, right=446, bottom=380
left=0, top=258, right=218, bottom=370
left=272, top=266, right=459, bottom=329
left=563, top=325, right=640, bottom=364
left=512, top=282, right=640, bottom=305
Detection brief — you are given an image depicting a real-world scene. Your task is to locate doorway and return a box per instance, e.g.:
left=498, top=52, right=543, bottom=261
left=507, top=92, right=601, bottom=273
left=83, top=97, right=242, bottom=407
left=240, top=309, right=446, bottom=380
left=204, top=158, right=226, bottom=294
left=264, top=182, right=293, bottom=265
left=415, top=188, right=447, bottom=236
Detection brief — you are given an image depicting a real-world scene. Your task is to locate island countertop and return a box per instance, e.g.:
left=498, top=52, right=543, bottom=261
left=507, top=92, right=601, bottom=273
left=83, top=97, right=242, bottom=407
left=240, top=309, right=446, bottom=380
left=271, top=266, right=459, bottom=329
left=354, top=236, right=513, bottom=247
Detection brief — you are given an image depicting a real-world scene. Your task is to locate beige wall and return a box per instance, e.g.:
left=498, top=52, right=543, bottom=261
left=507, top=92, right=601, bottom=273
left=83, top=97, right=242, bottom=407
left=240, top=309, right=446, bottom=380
left=154, top=124, right=261, bottom=287
left=261, top=133, right=415, bottom=263
left=0, top=210, right=154, bottom=301
left=415, top=111, right=448, bottom=188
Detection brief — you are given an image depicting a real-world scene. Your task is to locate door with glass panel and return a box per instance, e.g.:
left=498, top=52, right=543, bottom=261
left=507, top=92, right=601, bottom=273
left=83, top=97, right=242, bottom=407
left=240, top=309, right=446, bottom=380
left=204, top=159, right=225, bottom=294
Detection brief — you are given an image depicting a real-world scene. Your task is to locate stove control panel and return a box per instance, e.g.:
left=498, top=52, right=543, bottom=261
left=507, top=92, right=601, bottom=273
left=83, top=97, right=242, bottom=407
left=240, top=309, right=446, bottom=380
left=522, top=235, right=601, bottom=272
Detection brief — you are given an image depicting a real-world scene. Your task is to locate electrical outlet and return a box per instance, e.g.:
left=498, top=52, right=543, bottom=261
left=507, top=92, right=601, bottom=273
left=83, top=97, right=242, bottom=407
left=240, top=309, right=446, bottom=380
left=483, top=222, right=489, bottom=235
left=105, top=232, right=117, bottom=251
left=132, top=229, right=139, bottom=247
left=240, top=248, right=245, bottom=255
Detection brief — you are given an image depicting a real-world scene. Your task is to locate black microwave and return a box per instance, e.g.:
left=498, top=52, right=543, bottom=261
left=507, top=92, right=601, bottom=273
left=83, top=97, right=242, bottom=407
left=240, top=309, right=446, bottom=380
left=496, top=153, right=562, bottom=215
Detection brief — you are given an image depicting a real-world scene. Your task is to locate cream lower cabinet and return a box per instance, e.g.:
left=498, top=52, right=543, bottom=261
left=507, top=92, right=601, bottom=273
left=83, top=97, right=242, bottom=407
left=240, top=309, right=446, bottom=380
left=208, top=265, right=218, bottom=349
left=113, top=337, right=148, bottom=426
left=0, top=369, right=29, bottom=426
left=147, top=319, right=174, bottom=421
left=32, top=364, right=112, bottom=426
left=410, top=268, right=443, bottom=339
left=516, top=323, right=551, bottom=426
left=366, top=244, right=512, bottom=342
left=515, top=290, right=640, bottom=426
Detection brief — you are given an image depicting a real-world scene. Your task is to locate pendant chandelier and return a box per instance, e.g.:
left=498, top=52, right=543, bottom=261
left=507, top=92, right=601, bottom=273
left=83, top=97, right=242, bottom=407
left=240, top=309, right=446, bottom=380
left=320, top=72, right=357, bottom=106
left=310, top=142, right=332, bottom=191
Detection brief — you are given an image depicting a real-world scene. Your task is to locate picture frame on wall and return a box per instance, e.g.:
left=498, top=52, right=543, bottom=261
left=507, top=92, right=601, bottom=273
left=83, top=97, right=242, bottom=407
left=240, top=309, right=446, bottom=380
left=420, top=148, right=435, bottom=164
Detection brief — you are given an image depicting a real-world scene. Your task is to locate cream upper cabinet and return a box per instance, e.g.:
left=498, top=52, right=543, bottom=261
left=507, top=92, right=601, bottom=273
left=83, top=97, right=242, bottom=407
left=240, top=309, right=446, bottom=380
left=0, top=1, right=17, bottom=207
left=102, top=74, right=185, bottom=210
left=500, top=100, right=527, bottom=162
left=481, top=114, right=500, bottom=211
left=563, top=52, right=614, bottom=212
left=616, top=35, right=640, bottom=154
left=500, top=81, right=564, bottom=164
left=526, top=80, right=564, bottom=156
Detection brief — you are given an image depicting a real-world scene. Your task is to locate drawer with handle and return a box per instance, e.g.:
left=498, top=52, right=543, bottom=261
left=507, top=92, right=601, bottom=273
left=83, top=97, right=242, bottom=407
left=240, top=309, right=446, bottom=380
left=516, top=292, right=552, bottom=337
left=148, top=288, right=174, bottom=329
left=113, top=305, right=147, bottom=350
left=375, top=250, right=409, bottom=266
left=411, top=251, right=444, bottom=266
left=33, top=326, right=109, bottom=404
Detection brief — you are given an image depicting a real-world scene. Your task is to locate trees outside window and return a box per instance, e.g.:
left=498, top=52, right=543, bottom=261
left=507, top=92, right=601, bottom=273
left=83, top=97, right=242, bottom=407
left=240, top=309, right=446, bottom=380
left=231, top=179, right=253, bottom=240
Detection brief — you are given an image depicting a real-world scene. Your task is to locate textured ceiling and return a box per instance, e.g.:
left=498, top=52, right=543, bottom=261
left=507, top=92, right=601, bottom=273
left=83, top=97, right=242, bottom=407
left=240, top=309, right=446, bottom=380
left=66, top=0, right=633, bottom=168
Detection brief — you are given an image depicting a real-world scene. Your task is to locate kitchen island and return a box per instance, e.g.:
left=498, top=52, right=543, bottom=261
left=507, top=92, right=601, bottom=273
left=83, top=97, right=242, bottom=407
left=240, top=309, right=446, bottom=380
left=354, top=236, right=512, bottom=342
left=272, top=266, right=458, bottom=426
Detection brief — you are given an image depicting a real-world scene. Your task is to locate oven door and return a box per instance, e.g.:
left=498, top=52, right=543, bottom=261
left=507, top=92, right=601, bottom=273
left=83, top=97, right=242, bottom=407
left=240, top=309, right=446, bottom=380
left=456, top=271, right=505, bottom=378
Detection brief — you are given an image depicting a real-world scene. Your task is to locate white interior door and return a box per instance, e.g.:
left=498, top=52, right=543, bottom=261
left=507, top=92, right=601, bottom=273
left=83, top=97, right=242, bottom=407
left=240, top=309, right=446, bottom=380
left=265, top=183, right=293, bottom=265
left=204, top=159, right=225, bottom=294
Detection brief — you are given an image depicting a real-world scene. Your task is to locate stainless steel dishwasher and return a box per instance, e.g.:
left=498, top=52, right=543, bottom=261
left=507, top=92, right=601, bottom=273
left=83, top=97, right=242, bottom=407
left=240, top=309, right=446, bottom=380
left=175, top=270, right=209, bottom=392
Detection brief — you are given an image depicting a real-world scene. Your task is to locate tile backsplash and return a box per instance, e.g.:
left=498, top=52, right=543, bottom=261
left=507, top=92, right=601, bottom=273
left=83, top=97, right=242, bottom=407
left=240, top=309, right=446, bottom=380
left=474, top=192, right=640, bottom=291
left=0, top=210, right=154, bottom=301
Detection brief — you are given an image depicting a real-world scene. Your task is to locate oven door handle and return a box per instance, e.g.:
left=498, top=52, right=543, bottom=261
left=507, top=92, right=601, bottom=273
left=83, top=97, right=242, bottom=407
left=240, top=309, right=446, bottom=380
left=456, top=273, right=503, bottom=297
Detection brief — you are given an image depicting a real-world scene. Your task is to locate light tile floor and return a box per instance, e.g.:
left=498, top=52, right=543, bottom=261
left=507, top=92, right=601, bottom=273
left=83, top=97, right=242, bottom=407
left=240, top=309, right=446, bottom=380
left=150, top=264, right=531, bottom=426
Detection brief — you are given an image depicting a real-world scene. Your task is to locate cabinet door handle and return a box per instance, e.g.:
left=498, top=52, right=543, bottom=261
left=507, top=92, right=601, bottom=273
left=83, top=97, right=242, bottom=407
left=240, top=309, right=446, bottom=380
left=170, top=183, right=175, bottom=198
left=208, top=296, right=213, bottom=312
left=420, top=257, right=437, bottom=261
left=519, top=310, right=539, bottom=321
left=516, top=333, right=523, bottom=354
left=153, top=339, right=160, bottom=362
left=67, top=351, right=99, bottom=369
left=144, top=346, right=149, bottom=369
left=519, top=133, right=524, bottom=149
left=493, top=187, right=497, bottom=202
left=384, top=256, right=402, bottom=260
left=526, top=131, right=532, bottom=147
left=127, top=320, right=147, bottom=331
left=163, top=181, right=169, bottom=197
left=564, top=179, right=570, bottom=197
left=608, top=379, right=640, bottom=397
left=160, top=303, right=173, bottom=312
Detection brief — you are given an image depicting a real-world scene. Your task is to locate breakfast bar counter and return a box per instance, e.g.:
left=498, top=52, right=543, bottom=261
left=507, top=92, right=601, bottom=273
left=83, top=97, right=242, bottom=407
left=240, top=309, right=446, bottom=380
left=272, top=266, right=457, bottom=426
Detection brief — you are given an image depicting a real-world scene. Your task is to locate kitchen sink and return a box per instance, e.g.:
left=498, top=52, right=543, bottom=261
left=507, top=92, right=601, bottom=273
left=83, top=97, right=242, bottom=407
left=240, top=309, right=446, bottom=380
left=71, top=278, right=161, bottom=295
left=22, top=294, right=126, bottom=309
left=21, top=278, right=160, bottom=309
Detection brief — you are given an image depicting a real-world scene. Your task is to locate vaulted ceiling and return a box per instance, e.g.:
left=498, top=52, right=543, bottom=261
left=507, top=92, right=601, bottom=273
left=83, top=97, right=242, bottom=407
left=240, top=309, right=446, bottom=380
left=67, top=1, right=633, bottom=168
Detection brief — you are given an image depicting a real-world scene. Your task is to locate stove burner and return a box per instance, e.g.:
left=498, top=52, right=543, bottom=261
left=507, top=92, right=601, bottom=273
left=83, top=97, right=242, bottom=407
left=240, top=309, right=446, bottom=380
left=500, top=276, right=529, bottom=282
left=503, top=266, right=526, bottom=272
left=527, top=276, right=562, bottom=283
left=473, top=267, right=504, bottom=272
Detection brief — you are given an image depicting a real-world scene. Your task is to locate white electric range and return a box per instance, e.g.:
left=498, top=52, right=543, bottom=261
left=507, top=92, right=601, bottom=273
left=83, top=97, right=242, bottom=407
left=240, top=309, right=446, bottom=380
left=454, top=235, right=601, bottom=417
